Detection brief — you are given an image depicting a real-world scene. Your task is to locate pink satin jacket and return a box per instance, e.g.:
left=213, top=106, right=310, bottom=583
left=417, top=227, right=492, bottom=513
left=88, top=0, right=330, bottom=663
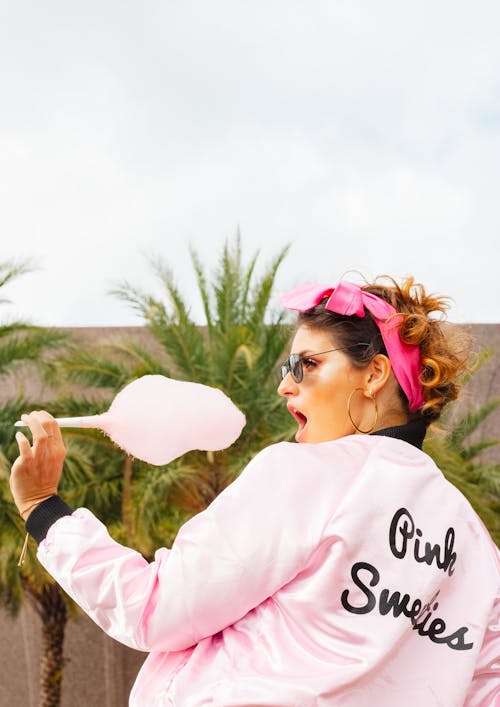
left=37, top=435, right=499, bottom=706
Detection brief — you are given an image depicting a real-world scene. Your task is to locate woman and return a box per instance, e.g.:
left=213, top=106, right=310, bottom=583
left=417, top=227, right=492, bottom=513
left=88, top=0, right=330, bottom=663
left=10, top=276, right=499, bottom=706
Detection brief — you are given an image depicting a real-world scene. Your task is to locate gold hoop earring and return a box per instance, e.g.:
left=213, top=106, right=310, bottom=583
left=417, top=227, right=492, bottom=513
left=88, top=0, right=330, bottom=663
left=347, top=388, right=379, bottom=434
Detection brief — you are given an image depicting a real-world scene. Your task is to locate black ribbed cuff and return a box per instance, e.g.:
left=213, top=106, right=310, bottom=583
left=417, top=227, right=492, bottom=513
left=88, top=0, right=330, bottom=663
left=26, top=496, right=74, bottom=544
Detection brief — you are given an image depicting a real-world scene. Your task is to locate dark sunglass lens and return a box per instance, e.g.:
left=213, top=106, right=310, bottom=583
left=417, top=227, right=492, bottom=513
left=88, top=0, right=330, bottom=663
left=290, top=354, right=303, bottom=383
left=281, top=355, right=304, bottom=383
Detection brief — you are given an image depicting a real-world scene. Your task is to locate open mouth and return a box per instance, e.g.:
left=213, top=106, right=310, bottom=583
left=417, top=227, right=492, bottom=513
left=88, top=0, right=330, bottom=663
left=288, top=406, right=308, bottom=440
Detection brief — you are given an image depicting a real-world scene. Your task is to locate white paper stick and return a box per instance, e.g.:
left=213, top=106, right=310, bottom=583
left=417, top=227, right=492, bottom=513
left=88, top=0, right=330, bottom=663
left=14, top=415, right=102, bottom=429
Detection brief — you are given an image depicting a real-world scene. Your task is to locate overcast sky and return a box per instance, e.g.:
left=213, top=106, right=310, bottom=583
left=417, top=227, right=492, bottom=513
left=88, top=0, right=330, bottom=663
left=1, top=0, right=499, bottom=327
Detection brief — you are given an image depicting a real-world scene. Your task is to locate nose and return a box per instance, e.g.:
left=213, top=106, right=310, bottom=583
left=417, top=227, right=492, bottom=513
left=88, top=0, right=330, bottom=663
left=277, top=372, right=299, bottom=398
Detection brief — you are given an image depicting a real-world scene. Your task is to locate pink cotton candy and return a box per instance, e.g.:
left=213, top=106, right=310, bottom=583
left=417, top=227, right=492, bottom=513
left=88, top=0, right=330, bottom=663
left=49, top=376, right=246, bottom=465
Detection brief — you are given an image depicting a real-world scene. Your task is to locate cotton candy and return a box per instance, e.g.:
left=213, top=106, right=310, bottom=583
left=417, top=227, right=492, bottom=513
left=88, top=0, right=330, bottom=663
left=16, top=376, right=246, bottom=465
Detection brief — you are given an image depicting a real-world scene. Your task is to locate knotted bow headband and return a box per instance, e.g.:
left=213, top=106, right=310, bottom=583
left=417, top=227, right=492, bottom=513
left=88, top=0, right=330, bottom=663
left=280, top=280, right=424, bottom=412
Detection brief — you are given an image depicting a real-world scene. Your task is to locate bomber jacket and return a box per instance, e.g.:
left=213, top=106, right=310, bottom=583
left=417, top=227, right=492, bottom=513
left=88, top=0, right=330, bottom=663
left=27, top=425, right=499, bottom=706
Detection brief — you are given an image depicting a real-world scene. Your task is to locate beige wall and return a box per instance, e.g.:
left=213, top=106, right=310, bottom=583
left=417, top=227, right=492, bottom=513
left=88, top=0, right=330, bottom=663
left=1, top=601, right=145, bottom=706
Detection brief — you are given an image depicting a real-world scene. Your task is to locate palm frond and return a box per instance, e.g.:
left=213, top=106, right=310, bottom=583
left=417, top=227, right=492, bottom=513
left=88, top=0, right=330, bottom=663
left=102, top=339, right=172, bottom=379
left=47, top=348, right=130, bottom=389
left=467, top=463, right=500, bottom=498
left=189, top=245, right=213, bottom=331
left=135, top=259, right=208, bottom=380
left=461, top=440, right=500, bottom=462
left=109, top=280, right=163, bottom=319
left=462, top=347, right=492, bottom=386
left=240, top=251, right=259, bottom=322
left=447, top=399, right=500, bottom=450
left=150, top=259, right=194, bottom=324
left=0, top=258, right=37, bottom=291
left=0, top=322, right=33, bottom=339
left=247, top=244, right=291, bottom=332
left=0, top=328, right=67, bottom=376
left=214, top=237, right=245, bottom=332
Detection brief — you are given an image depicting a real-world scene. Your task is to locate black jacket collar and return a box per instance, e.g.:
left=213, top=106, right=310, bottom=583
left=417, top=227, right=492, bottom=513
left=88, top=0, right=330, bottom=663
left=370, top=418, right=427, bottom=449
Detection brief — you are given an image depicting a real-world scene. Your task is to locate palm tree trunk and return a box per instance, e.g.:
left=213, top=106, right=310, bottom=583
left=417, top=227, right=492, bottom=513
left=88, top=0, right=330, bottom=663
left=31, top=583, right=68, bottom=707
left=122, top=455, right=135, bottom=545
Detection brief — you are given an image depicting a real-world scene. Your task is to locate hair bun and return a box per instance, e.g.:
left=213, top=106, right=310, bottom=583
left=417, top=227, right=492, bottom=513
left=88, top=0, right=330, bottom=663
left=364, top=276, right=472, bottom=422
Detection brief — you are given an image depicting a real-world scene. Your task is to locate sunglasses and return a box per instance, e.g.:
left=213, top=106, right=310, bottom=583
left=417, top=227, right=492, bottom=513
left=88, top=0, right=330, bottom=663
left=280, top=343, right=370, bottom=384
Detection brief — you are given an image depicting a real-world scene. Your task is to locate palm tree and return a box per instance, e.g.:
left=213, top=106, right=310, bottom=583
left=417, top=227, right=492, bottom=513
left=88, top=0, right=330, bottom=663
left=112, top=235, right=296, bottom=481
left=48, top=235, right=296, bottom=552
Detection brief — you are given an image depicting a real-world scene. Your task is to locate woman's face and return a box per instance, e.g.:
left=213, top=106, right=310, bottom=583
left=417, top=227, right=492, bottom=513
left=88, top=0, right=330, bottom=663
left=277, top=325, right=367, bottom=444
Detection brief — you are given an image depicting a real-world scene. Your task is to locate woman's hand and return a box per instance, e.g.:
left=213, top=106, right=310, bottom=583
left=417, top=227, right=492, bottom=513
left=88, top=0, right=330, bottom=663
left=10, top=411, right=67, bottom=520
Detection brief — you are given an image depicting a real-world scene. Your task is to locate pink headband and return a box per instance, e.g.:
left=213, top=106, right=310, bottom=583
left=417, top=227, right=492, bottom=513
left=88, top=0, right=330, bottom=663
left=280, top=280, right=424, bottom=412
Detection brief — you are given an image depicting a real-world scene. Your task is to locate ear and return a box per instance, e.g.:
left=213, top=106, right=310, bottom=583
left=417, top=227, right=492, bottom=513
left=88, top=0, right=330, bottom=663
left=363, top=354, right=392, bottom=396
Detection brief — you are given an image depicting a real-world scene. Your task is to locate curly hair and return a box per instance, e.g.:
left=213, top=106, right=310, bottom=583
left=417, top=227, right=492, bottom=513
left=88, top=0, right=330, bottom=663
left=297, top=276, right=472, bottom=425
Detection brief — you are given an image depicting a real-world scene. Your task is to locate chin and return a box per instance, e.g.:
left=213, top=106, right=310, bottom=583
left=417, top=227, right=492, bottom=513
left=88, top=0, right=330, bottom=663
left=295, top=426, right=309, bottom=443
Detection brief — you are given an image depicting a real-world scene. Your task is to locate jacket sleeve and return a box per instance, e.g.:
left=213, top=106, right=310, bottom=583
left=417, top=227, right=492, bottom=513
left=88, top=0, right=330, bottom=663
left=36, top=443, right=340, bottom=652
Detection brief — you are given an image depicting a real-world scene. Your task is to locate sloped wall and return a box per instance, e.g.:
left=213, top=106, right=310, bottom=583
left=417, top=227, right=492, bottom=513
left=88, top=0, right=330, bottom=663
left=1, top=601, right=145, bottom=707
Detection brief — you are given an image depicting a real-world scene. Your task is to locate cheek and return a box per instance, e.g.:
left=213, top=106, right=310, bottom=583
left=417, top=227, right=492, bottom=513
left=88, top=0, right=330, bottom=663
left=317, top=363, right=356, bottom=393
left=313, top=378, right=348, bottom=415
left=313, top=366, right=359, bottom=413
